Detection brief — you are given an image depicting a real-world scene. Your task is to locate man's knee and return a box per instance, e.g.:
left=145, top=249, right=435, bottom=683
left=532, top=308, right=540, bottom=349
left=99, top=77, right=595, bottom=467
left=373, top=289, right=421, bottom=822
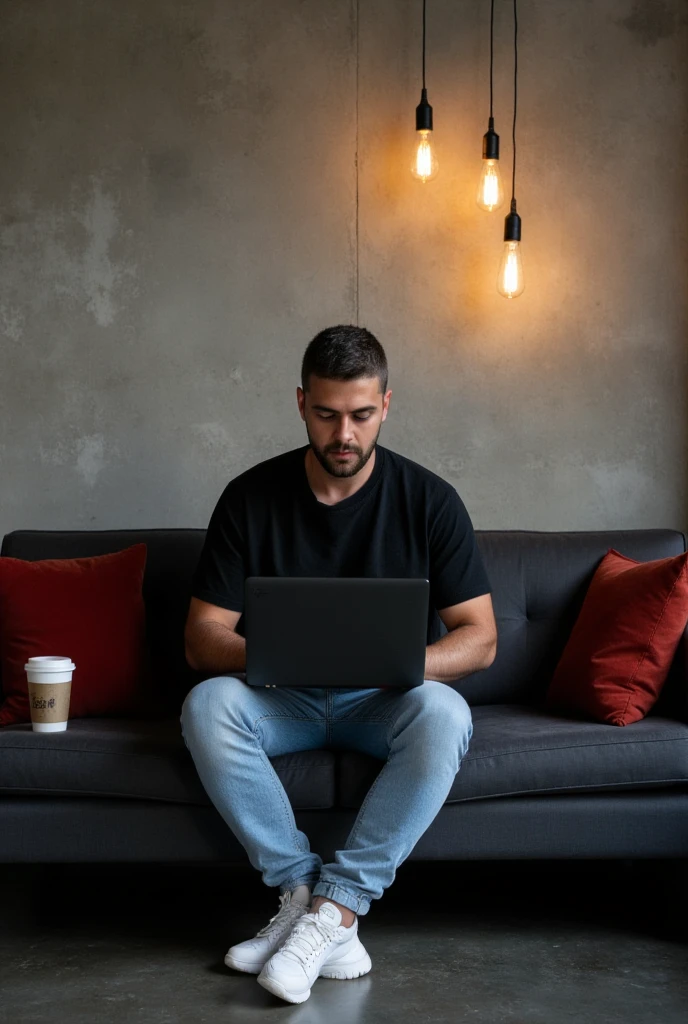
left=180, top=674, right=245, bottom=733
left=416, top=679, right=473, bottom=745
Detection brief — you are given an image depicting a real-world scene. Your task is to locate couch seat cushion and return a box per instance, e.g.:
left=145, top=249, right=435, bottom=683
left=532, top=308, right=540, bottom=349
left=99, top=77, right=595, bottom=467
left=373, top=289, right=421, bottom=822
left=0, top=718, right=336, bottom=810
left=338, top=703, right=688, bottom=807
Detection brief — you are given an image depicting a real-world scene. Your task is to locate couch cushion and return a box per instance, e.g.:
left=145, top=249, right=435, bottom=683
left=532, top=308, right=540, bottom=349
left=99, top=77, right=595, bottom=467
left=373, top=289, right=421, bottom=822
left=0, top=530, right=209, bottom=716
left=0, top=718, right=336, bottom=810
left=3, top=528, right=687, bottom=712
left=546, top=548, right=688, bottom=726
left=0, top=544, right=156, bottom=727
left=337, top=704, right=688, bottom=807
left=2, top=706, right=687, bottom=814
left=455, top=530, right=688, bottom=708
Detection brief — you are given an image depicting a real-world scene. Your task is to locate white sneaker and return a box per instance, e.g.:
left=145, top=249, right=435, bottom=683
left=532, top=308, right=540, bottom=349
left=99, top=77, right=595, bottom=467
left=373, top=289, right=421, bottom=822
left=224, top=885, right=312, bottom=974
left=257, top=900, right=372, bottom=1004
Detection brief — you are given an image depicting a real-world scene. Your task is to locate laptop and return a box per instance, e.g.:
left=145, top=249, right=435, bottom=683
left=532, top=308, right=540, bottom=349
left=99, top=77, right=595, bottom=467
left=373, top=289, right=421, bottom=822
left=244, top=577, right=430, bottom=689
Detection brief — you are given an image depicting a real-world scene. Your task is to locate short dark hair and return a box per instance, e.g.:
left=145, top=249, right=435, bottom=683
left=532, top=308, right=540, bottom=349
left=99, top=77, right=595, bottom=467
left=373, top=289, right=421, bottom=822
left=301, top=325, right=388, bottom=395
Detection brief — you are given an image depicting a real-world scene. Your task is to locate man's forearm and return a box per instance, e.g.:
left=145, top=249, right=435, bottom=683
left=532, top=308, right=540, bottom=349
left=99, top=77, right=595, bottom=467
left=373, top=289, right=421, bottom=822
left=424, top=624, right=496, bottom=684
left=186, top=621, right=246, bottom=675
left=186, top=621, right=493, bottom=683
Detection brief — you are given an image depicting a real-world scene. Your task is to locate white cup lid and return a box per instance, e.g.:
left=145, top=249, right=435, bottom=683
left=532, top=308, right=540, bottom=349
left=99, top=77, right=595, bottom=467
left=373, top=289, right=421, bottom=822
left=24, top=656, right=76, bottom=672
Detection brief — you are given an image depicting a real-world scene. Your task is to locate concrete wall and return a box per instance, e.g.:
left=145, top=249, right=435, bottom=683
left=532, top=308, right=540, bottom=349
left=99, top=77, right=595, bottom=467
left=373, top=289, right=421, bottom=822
left=1, top=0, right=687, bottom=537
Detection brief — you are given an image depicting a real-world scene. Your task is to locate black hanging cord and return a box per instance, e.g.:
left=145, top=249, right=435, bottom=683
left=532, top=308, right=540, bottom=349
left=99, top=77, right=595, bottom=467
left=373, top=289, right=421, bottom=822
left=511, top=0, right=518, bottom=203
left=489, top=0, right=494, bottom=119
left=503, top=0, right=521, bottom=243
left=415, top=0, right=433, bottom=133
left=422, top=0, right=426, bottom=90
left=482, top=0, right=499, bottom=164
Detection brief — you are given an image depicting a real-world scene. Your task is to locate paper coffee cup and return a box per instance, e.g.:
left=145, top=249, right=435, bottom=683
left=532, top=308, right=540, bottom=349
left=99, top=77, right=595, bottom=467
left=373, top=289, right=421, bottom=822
left=24, top=656, right=76, bottom=732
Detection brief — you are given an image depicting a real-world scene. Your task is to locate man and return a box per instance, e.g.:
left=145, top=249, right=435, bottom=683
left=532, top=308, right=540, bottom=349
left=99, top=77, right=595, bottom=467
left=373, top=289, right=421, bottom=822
left=181, top=324, right=497, bottom=1005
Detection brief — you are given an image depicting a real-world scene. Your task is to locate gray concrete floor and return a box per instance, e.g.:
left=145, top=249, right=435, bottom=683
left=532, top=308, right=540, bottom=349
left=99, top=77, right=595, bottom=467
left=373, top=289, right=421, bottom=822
left=0, top=859, right=686, bottom=1023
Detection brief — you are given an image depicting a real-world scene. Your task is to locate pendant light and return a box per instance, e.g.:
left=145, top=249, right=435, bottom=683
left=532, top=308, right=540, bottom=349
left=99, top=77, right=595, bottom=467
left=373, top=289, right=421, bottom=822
left=411, top=0, right=439, bottom=182
left=477, top=0, right=505, bottom=211
left=497, top=0, right=525, bottom=298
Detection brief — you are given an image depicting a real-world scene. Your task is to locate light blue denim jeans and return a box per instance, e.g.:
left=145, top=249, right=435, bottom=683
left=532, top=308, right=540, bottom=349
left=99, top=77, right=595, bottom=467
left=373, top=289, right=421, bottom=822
left=179, top=675, right=473, bottom=917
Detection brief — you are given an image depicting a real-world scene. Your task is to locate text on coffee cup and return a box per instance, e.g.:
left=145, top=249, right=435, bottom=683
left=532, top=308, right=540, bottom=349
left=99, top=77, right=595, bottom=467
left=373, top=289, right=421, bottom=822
left=31, top=697, right=57, bottom=710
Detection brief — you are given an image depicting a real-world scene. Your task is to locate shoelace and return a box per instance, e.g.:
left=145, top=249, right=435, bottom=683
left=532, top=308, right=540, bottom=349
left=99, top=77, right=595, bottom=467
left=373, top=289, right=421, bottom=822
left=279, top=912, right=339, bottom=964
left=256, top=892, right=304, bottom=938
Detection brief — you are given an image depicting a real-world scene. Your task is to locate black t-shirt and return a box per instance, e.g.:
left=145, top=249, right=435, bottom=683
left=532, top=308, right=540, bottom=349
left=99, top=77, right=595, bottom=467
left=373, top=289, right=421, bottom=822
left=190, top=443, right=491, bottom=646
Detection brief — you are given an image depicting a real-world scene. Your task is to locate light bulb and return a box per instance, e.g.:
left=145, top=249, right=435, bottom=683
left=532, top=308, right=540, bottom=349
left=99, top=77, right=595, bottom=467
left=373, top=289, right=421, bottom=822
left=497, top=202, right=525, bottom=298
left=497, top=241, right=524, bottom=298
left=412, top=88, right=438, bottom=183
left=477, top=120, right=504, bottom=212
left=477, top=159, right=504, bottom=212
left=411, top=130, right=439, bottom=183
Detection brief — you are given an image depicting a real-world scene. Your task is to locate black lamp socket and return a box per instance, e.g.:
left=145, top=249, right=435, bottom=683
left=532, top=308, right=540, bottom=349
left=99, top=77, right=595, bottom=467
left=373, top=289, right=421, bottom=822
left=482, top=117, right=500, bottom=160
left=504, top=201, right=522, bottom=242
left=415, top=88, right=433, bottom=132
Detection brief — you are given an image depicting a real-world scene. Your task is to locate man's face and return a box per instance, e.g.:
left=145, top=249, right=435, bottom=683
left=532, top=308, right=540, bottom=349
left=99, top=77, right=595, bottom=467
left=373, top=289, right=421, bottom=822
left=297, top=375, right=392, bottom=478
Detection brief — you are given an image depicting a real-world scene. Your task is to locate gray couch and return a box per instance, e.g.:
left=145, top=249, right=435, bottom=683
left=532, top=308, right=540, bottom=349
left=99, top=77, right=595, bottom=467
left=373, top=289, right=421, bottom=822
left=2, top=527, right=687, bottom=922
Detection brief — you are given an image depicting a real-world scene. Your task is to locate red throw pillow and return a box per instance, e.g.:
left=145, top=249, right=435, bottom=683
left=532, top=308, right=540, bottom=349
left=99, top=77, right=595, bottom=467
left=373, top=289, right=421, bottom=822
left=0, top=544, right=158, bottom=726
left=545, top=548, right=688, bottom=726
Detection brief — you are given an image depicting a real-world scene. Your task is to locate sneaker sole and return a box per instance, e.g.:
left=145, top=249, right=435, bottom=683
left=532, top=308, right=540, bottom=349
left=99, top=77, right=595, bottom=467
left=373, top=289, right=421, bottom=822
left=319, top=950, right=372, bottom=980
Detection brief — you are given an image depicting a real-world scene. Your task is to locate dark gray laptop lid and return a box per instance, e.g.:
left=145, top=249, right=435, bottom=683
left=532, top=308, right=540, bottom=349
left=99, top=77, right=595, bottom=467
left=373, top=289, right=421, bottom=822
left=245, top=577, right=429, bottom=689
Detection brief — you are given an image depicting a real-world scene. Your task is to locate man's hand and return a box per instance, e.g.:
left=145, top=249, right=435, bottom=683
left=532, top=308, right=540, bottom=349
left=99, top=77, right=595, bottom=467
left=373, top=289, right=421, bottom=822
left=425, top=594, right=497, bottom=683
